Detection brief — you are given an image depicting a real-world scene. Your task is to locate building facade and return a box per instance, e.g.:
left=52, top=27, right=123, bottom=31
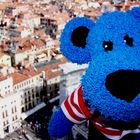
left=0, top=67, right=46, bottom=138
left=59, top=62, right=88, bottom=140
left=0, top=76, right=21, bottom=138
left=59, top=62, right=88, bottom=104
left=0, top=52, right=11, bottom=67
left=12, top=69, right=45, bottom=119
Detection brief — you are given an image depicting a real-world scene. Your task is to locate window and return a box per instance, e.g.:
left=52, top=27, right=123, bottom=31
left=29, top=96, right=31, bottom=101
left=50, top=92, right=53, bottom=98
left=36, top=92, right=39, bottom=98
left=21, top=107, right=24, bottom=113
left=6, top=111, right=8, bottom=117
left=29, top=103, right=32, bottom=109
left=3, top=122, right=6, bottom=126
left=2, top=112, right=5, bottom=118
left=15, top=106, right=17, bottom=112
left=12, top=108, right=14, bottom=114
left=12, top=117, right=14, bottom=121
left=55, top=84, right=58, bottom=89
left=25, top=98, right=27, bottom=103
left=32, top=101, right=35, bottom=107
left=25, top=105, right=28, bottom=111
left=32, top=94, right=34, bottom=98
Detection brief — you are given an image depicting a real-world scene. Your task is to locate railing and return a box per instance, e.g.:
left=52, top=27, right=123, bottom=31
left=49, top=95, right=60, bottom=103
left=72, top=125, right=88, bottom=139
left=24, top=133, right=33, bottom=140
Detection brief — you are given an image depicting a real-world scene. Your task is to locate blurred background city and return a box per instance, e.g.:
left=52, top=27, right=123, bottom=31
left=0, top=0, right=139, bottom=139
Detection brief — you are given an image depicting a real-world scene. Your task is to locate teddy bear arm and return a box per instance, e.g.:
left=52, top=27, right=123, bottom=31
left=48, top=107, right=74, bottom=138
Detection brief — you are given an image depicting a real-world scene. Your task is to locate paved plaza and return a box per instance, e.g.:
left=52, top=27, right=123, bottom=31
left=3, top=124, right=47, bottom=140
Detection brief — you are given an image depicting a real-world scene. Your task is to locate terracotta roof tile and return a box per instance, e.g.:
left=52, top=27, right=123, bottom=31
left=10, top=72, right=28, bottom=85
left=20, top=67, right=41, bottom=77
left=30, top=39, right=45, bottom=48
left=38, top=57, right=68, bottom=80
left=0, top=74, right=7, bottom=81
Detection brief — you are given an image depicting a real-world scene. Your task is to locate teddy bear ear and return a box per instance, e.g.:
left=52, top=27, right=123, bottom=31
left=128, top=6, right=140, bottom=21
left=60, top=17, right=95, bottom=64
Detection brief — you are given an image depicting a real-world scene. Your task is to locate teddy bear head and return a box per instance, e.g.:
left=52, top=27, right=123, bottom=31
left=60, top=7, right=140, bottom=123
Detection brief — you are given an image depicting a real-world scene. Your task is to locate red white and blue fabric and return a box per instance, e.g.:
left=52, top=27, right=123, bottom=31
left=61, top=85, right=140, bottom=140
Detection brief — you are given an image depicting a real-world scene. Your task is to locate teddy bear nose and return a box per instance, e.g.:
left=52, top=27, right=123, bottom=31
left=105, top=70, right=140, bottom=102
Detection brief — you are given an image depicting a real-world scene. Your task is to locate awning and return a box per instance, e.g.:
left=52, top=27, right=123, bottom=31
left=49, top=95, right=59, bottom=103
left=21, top=102, right=46, bottom=120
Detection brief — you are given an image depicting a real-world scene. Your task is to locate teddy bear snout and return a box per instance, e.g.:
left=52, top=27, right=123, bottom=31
left=105, top=70, right=140, bottom=102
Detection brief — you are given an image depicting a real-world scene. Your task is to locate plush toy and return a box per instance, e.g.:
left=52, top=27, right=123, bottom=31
left=48, top=7, right=140, bottom=140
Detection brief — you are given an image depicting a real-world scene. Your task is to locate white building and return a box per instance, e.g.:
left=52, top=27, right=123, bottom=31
left=12, top=69, right=45, bottom=120
left=0, top=76, right=22, bottom=138
left=59, top=62, right=88, bottom=105
left=0, top=92, right=22, bottom=139
left=59, top=62, right=89, bottom=139
left=22, top=16, right=41, bottom=29
left=0, top=76, right=13, bottom=97
left=0, top=68, right=46, bottom=139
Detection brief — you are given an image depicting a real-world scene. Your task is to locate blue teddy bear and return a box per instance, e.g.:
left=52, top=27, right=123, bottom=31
left=48, top=7, right=140, bottom=140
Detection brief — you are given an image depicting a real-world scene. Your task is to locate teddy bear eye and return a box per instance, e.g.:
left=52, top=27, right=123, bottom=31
left=103, top=40, right=113, bottom=52
left=123, top=34, right=133, bottom=47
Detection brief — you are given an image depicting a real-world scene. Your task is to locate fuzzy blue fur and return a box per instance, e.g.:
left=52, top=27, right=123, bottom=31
left=136, top=135, right=140, bottom=140
left=60, top=17, right=95, bottom=64
left=83, top=11, right=140, bottom=122
left=48, top=7, right=140, bottom=138
left=48, top=107, right=73, bottom=138
left=128, top=6, right=140, bottom=20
